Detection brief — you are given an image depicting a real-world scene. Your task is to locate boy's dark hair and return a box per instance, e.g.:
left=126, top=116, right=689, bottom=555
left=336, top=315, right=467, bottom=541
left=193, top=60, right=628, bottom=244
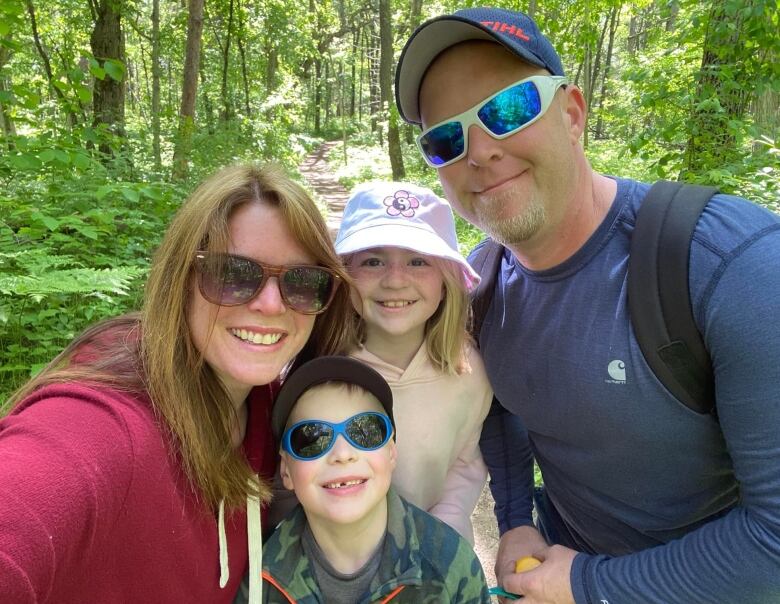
left=271, top=356, right=395, bottom=441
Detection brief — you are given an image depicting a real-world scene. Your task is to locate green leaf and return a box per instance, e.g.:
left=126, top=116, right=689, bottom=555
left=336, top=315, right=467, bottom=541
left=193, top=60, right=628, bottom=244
left=72, top=153, right=91, bottom=170
left=31, top=212, right=60, bottom=231
left=22, top=91, right=40, bottom=110
left=90, top=64, right=106, bottom=80
left=0, top=90, right=13, bottom=103
left=39, top=149, right=57, bottom=162
left=82, top=128, right=99, bottom=143
left=76, top=85, right=92, bottom=103
left=140, top=186, right=162, bottom=200
left=9, top=153, right=41, bottom=170
left=104, top=59, right=126, bottom=82
left=95, top=184, right=113, bottom=200
left=121, top=187, right=140, bottom=203
left=76, top=225, right=99, bottom=240
left=0, top=21, right=9, bottom=37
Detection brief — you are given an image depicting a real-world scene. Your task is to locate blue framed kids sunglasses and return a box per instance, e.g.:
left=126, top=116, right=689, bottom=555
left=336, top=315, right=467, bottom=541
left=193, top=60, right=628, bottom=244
left=282, top=412, right=394, bottom=461
left=417, top=75, right=568, bottom=168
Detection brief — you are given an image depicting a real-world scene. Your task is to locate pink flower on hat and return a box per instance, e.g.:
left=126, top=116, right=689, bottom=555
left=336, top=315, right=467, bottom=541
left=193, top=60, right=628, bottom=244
left=384, top=190, right=420, bottom=218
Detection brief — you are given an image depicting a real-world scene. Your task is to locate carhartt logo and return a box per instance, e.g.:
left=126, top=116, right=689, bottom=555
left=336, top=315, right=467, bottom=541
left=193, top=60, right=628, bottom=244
left=606, top=360, right=626, bottom=384
left=480, top=21, right=531, bottom=42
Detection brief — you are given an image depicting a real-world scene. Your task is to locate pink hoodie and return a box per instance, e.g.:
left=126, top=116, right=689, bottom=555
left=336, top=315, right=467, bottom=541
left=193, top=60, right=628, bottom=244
left=350, top=341, right=492, bottom=543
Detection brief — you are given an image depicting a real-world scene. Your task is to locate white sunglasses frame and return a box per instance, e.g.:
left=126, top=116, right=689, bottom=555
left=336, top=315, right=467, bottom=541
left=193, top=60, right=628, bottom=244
left=417, top=75, right=569, bottom=169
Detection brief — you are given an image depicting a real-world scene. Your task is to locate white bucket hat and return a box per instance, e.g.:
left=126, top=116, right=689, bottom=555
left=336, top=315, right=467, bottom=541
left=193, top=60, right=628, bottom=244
left=335, top=182, right=481, bottom=292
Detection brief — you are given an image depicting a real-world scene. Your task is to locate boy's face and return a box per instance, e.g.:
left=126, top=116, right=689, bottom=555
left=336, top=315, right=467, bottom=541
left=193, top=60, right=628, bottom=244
left=280, top=383, right=397, bottom=527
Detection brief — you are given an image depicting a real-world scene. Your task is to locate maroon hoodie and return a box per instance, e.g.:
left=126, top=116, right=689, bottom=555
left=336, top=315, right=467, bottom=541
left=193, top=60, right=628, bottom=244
left=0, top=381, right=276, bottom=603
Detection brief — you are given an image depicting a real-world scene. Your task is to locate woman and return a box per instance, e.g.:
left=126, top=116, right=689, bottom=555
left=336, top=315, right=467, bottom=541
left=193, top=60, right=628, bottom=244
left=0, top=163, right=351, bottom=604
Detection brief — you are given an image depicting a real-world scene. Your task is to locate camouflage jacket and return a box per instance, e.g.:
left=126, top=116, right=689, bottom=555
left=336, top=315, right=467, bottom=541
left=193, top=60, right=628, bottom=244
left=261, top=487, right=491, bottom=603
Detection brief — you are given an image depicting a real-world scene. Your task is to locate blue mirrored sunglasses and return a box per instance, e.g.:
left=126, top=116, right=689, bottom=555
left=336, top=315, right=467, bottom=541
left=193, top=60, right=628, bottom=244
left=281, top=412, right=393, bottom=461
left=417, top=75, right=568, bottom=168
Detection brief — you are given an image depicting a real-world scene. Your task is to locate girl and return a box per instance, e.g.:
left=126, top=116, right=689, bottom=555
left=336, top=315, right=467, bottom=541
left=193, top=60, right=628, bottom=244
left=0, top=163, right=352, bottom=604
left=335, top=181, right=493, bottom=543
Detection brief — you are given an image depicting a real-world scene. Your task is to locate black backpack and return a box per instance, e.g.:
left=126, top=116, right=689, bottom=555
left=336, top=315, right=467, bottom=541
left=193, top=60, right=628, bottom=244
left=469, top=180, right=718, bottom=415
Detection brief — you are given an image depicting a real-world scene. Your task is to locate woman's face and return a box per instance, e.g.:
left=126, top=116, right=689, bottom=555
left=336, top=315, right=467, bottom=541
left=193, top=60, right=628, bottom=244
left=188, top=201, right=317, bottom=405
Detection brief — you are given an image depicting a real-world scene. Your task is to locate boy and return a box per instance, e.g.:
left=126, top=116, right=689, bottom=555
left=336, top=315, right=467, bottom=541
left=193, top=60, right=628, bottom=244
left=259, top=355, right=490, bottom=603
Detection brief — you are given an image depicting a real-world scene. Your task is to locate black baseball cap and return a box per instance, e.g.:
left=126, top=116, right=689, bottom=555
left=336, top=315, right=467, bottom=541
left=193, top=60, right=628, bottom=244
left=271, top=356, right=395, bottom=441
left=395, top=7, right=566, bottom=125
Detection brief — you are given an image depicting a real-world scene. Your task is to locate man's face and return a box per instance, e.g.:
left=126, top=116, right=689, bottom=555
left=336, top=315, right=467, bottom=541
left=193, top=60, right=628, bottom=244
left=419, top=41, right=577, bottom=248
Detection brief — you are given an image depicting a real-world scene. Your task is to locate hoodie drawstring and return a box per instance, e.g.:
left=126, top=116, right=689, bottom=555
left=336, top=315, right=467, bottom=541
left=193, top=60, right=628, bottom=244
left=217, top=479, right=263, bottom=604
left=247, top=488, right=262, bottom=604
left=218, top=498, right=229, bottom=587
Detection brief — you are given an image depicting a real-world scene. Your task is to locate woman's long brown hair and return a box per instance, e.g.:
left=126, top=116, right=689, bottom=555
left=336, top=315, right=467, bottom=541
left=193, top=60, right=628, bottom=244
left=7, top=163, right=353, bottom=510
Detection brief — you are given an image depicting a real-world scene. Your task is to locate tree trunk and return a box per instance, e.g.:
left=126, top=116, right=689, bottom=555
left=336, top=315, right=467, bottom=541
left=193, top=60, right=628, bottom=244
left=26, top=0, right=77, bottom=126
left=0, top=44, right=16, bottom=146
left=379, top=0, right=404, bottom=179
left=151, top=0, right=161, bottom=169
left=324, top=59, right=332, bottom=125
left=595, top=5, right=619, bottom=140
left=199, top=47, right=215, bottom=134
left=350, top=28, right=358, bottom=117
left=313, top=58, right=322, bottom=134
left=91, top=0, right=126, bottom=155
left=683, top=1, right=756, bottom=177
left=220, top=0, right=234, bottom=122
left=236, top=0, right=250, bottom=118
left=265, top=37, right=278, bottom=92
left=172, top=0, right=204, bottom=181
left=368, top=24, right=380, bottom=136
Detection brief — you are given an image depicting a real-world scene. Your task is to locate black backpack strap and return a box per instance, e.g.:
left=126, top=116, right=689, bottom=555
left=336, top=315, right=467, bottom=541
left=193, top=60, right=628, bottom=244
left=628, top=180, right=718, bottom=414
left=469, top=238, right=504, bottom=344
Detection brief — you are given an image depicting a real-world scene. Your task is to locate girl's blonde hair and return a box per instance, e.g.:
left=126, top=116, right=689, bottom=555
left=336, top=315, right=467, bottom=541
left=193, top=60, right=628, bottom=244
left=7, top=163, right=352, bottom=510
left=345, top=254, right=471, bottom=375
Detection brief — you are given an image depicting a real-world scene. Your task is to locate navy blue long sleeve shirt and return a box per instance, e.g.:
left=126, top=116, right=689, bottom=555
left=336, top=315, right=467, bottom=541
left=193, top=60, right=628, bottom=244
left=475, top=178, right=780, bottom=603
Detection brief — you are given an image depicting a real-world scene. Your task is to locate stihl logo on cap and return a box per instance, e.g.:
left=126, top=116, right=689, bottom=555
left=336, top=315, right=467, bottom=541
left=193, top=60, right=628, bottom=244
left=480, top=20, right=531, bottom=42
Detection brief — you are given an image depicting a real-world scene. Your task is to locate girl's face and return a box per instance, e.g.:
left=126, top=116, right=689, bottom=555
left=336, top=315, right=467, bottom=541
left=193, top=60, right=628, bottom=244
left=348, top=247, right=444, bottom=350
left=187, top=201, right=317, bottom=406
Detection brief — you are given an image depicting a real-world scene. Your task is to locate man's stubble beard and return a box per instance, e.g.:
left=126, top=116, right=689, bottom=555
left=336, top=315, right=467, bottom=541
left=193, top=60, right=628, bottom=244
left=475, top=185, right=546, bottom=246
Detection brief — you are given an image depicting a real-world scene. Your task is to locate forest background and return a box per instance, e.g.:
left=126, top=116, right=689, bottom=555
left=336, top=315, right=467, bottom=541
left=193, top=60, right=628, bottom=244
left=0, top=0, right=778, bottom=406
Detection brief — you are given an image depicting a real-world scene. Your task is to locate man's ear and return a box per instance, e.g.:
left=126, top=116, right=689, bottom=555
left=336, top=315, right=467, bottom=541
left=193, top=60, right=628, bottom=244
left=279, top=454, right=295, bottom=491
left=561, top=84, right=588, bottom=142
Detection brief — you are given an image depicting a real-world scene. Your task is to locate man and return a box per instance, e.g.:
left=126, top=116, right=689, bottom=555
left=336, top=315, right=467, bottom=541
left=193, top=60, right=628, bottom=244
left=395, top=7, right=780, bottom=604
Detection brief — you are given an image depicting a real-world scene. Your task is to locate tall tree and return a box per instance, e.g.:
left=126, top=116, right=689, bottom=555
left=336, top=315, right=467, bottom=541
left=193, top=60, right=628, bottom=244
left=378, top=0, right=403, bottom=178
left=91, top=0, right=126, bottom=155
left=218, top=0, right=234, bottom=122
left=235, top=0, right=250, bottom=118
left=0, top=43, right=16, bottom=145
left=683, top=0, right=776, bottom=176
left=151, top=0, right=161, bottom=169
left=172, top=0, right=204, bottom=180
left=26, top=0, right=78, bottom=126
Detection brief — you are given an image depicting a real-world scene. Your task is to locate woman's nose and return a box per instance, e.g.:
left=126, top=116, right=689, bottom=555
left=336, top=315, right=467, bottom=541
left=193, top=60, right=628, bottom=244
left=246, top=277, right=286, bottom=315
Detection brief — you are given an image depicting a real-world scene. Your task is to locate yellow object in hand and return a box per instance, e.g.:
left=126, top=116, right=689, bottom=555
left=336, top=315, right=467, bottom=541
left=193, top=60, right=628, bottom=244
left=515, top=556, right=542, bottom=573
